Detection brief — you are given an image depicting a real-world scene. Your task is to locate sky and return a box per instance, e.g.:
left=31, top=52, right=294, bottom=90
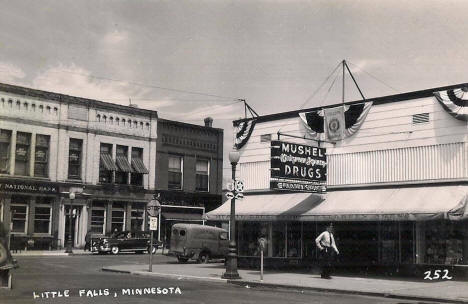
left=1, top=0, right=468, bottom=177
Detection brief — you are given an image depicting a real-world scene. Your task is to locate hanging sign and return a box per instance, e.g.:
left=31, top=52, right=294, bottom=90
left=324, top=106, right=345, bottom=141
left=270, top=140, right=326, bottom=193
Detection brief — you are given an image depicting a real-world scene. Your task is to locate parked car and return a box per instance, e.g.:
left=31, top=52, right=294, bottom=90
left=169, top=224, right=229, bottom=263
left=97, top=231, right=161, bottom=255
left=85, top=232, right=106, bottom=253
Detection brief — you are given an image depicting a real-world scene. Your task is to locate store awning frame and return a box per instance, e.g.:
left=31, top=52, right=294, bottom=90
left=162, top=212, right=203, bottom=221
left=131, top=158, right=149, bottom=174
left=204, top=185, right=468, bottom=222
left=100, top=153, right=118, bottom=171
left=116, top=155, right=134, bottom=173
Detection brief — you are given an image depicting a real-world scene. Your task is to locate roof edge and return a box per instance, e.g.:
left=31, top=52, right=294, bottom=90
left=233, top=82, right=468, bottom=125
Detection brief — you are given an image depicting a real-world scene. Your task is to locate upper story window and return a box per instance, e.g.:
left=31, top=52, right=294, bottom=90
left=99, top=143, right=116, bottom=183
left=195, top=159, right=209, bottom=192
left=34, top=134, right=50, bottom=178
left=15, top=132, right=31, bottom=176
left=68, top=138, right=83, bottom=180
left=130, top=147, right=147, bottom=186
left=116, top=145, right=131, bottom=185
left=168, top=155, right=183, bottom=190
left=0, top=129, right=12, bottom=174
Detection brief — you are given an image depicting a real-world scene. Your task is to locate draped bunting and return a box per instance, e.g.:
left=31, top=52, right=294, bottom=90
left=434, top=87, right=468, bottom=121
left=234, top=119, right=256, bottom=149
left=299, top=101, right=373, bottom=141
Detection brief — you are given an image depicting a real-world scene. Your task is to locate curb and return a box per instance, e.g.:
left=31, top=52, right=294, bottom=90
left=227, top=280, right=468, bottom=304
left=102, top=267, right=228, bottom=283
left=102, top=267, right=467, bottom=304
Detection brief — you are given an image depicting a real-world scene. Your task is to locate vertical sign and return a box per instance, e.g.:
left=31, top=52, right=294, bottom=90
left=149, top=217, right=158, bottom=231
left=324, top=106, right=345, bottom=141
left=270, top=140, right=327, bottom=193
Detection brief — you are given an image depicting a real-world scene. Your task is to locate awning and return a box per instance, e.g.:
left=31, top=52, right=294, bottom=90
left=204, top=192, right=324, bottom=221
left=205, top=185, right=468, bottom=222
left=100, top=153, right=118, bottom=171
left=162, top=212, right=203, bottom=221
left=131, top=158, right=149, bottom=174
left=116, top=155, right=134, bottom=173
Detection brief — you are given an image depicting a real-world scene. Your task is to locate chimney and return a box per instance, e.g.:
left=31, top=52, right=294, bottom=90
left=204, top=117, right=213, bottom=127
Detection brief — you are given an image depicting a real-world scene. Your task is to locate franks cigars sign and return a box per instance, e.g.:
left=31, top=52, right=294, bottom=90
left=270, top=140, right=326, bottom=193
left=0, top=180, right=58, bottom=194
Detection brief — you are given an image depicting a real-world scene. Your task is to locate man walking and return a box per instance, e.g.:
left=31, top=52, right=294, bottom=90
left=315, top=223, right=339, bottom=279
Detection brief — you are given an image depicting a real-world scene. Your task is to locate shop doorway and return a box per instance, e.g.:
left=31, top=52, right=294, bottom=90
left=64, top=206, right=82, bottom=248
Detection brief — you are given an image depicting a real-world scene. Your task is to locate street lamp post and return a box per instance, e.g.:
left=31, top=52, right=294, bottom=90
left=65, top=192, right=75, bottom=254
left=222, top=151, right=241, bottom=279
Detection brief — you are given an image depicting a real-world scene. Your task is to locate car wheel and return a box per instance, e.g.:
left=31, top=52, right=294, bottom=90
left=111, top=246, right=120, bottom=255
left=198, top=252, right=210, bottom=264
left=147, top=246, right=157, bottom=254
left=177, top=257, right=188, bottom=263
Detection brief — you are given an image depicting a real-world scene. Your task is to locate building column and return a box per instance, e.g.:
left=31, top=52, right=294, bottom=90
left=27, top=196, right=35, bottom=236
left=9, top=130, right=16, bottom=175
left=125, top=202, right=132, bottom=231
left=106, top=201, right=112, bottom=234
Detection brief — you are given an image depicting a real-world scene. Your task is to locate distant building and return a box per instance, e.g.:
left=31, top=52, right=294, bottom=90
left=0, top=83, right=157, bottom=250
left=155, top=117, right=223, bottom=245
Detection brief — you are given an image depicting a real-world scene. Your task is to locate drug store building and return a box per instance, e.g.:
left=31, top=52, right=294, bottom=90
left=206, top=83, right=468, bottom=275
left=0, top=83, right=157, bottom=250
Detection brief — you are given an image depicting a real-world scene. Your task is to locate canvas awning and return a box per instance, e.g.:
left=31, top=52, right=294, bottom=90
left=204, top=185, right=468, bottom=222
left=116, top=155, right=134, bottom=173
left=162, top=212, right=203, bottom=221
left=131, top=158, right=149, bottom=174
left=204, top=192, right=324, bottom=221
left=100, top=153, right=118, bottom=171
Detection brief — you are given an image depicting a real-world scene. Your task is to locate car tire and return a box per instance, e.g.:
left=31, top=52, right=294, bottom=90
left=177, top=257, right=188, bottom=263
left=111, top=246, right=120, bottom=255
left=147, top=246, right=157, bottom=254
left=197, top=252, right=210, bottom=264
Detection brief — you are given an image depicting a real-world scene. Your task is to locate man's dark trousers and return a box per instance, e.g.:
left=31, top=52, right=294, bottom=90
left=320, top=247, right=334, bottom=278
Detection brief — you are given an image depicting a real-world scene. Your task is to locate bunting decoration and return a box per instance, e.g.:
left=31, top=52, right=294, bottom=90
left=434, top=87, right=468, bottom=121
left=234, top=119, right=256, bottom=149
left=299, top=101, right=373, bottom=141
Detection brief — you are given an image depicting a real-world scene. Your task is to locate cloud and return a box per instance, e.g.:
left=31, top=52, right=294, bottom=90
left=162, top=102, right=242, bottom=121
left=0, top=62, right=26, bottom=83
left=30, top=63, right=175, bottom=109
left=102, top=30, right=129, bottom=46
left=349, top=59, right=387, bottom=75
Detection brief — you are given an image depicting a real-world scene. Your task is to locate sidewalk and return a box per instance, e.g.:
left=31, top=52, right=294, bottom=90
left=12, top=249, right=93, bottom=256
left=102, top=262, right=468, bottom=303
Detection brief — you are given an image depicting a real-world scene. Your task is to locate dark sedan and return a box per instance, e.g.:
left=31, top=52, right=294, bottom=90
left=97, top=231, right=161, bottom=255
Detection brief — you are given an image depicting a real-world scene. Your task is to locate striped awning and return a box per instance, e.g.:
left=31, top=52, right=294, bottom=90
left=131, top=158, right=149, bottom=174
left=116, top=155, right=134, bottom=173
left=100, top=153, right=118, bottom=171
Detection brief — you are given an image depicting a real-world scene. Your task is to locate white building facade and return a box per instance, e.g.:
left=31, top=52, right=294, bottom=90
left=0, top=83, right=157, bottom=250
left=207, top=83, right=468, bottom=275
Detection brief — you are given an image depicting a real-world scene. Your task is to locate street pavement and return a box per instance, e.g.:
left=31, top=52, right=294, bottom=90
left=0, top=254, right=428, bottom=304
left=103, top=259, right=468, bottom=303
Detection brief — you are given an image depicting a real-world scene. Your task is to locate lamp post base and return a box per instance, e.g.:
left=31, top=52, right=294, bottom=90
left=222, top=243, right=241, bottom=280
left=222, top=270, right=241, bottom=280
left=64, top=240, right=73, bottom=254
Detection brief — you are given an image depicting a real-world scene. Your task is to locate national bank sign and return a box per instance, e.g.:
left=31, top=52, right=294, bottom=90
left=270, top=140, right=327, bottom=193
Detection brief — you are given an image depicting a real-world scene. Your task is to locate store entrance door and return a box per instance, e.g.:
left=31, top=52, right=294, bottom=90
left=64, top=206, right=82, bottom=248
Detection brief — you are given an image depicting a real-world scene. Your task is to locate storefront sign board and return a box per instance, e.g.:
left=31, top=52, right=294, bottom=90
left=0, top=180, right=59, bottom=194
left=270, top=140, right=327, bottom=193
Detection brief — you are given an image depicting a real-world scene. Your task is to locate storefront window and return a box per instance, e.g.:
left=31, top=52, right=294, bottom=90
left=34, top=134, right=49, bottom=177
left=424, top=221, right=463, bottom=265
left=287, top=222, right=301, bottom=257
left=379, top=222, right=398, bottom=264
left=68, top=138, right=82, bottom=179
left=0, top=129, right=11, bottom=174
left=90, top=203, right=106, bottom=234
left=272, top=222, right=285, bottom=257
left=11, top=195, right=29, bottom=234
left=131, top=203, right=145, bottom=231
left=34, top=197, right=52, bottom=234
left=111, top=202, right=126, bottom=232
left=15, top=132, right=31, bottom=176
left=238, top=222, right=270, bottom=256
